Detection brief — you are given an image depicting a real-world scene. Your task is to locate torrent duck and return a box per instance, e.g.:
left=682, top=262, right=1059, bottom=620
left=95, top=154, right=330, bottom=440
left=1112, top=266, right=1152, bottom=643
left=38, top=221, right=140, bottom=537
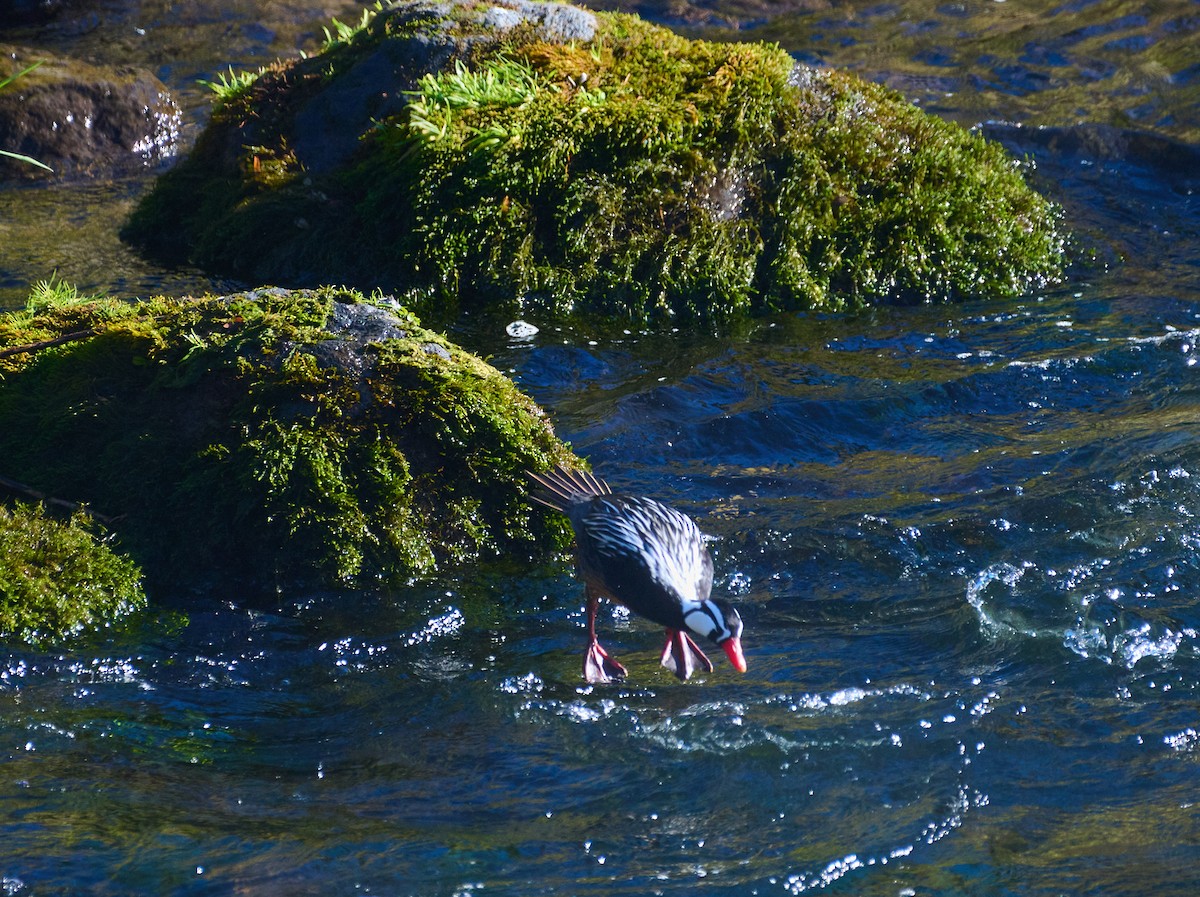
left=529, top=465, right=747, bottom=683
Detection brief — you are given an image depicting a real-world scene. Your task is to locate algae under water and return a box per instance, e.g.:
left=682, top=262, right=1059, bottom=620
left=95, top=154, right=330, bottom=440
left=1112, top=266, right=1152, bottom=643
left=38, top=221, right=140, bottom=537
left=2, top=0, right=1200, bottom=893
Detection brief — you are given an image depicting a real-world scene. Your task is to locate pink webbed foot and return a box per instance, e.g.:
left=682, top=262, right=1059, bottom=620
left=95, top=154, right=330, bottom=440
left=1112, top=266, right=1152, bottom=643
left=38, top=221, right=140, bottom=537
left=584, top=640, right=628, bottom=684
left=660, top=629, right=714, bottom=681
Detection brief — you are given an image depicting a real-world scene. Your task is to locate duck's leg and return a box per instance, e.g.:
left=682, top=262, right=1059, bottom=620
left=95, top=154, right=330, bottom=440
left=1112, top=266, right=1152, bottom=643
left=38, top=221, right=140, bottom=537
left=583, top=586, right=627, bottom=684
left=660, top=629, right=714, bottom=681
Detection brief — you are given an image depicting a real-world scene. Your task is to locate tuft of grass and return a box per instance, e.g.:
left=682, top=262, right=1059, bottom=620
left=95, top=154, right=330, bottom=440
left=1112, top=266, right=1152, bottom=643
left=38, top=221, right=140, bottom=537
left=321, top=4, right=382, bottom=52
left=27, top=274, right=104, bottom=313
left=0, top=278, right=134, bottom=361
left=198, top=66, right=265, bottom=104
left=405, top=57, right=546, bottom=146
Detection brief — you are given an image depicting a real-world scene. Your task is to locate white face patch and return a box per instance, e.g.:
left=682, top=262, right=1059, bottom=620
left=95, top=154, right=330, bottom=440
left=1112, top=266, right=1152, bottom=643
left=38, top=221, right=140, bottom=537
left=684, top=604, right=725, bottom=642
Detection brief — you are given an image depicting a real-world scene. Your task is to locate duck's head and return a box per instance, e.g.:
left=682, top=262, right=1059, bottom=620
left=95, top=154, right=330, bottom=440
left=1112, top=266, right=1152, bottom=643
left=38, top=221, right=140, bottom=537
left=684, top=597, right=747, bottom=673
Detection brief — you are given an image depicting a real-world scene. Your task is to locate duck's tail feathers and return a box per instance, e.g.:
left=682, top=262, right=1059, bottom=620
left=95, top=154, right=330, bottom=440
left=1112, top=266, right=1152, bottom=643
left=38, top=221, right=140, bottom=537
left=527, top=464, right=611, bottom=512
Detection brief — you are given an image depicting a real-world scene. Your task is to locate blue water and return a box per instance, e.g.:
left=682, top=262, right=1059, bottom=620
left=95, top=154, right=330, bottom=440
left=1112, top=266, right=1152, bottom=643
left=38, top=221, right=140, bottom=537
left=3, top=0, right=1200, bottom=893
left=7, top=279, right=1200, bottom=894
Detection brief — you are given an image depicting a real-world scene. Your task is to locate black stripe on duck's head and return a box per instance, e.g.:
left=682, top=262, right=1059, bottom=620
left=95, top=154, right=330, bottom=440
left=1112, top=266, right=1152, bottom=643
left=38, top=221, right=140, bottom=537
left=684, top=597, right=746, bottom=673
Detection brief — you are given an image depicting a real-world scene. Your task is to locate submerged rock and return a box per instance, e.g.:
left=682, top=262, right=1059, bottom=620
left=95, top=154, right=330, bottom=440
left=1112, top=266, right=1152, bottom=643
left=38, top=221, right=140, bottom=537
left=0, top=286, right=577, bottom=590
left=0, top=45, right=181, bottom=179
left=123, top=0, right=1065, bottom=325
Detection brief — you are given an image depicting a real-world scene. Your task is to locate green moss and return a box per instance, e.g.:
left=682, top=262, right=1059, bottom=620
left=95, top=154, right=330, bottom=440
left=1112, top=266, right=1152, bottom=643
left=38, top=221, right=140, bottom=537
left=0, top=503, right=145, bottom=644
left=123, top=0, right=1065, bottom=327
left=0, top=285, right=577, bottom=590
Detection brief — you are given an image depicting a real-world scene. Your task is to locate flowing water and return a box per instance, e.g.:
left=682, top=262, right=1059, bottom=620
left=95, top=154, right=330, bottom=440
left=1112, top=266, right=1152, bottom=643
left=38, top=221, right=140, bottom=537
left=2, top=0, right=1200, bottom=894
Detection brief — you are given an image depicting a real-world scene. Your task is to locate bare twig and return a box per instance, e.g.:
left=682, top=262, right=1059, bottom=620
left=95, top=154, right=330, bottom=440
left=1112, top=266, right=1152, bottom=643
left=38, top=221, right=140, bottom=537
left=0, top=326, right=103, bottom=360
left=0, top=474, right=116, bottom=525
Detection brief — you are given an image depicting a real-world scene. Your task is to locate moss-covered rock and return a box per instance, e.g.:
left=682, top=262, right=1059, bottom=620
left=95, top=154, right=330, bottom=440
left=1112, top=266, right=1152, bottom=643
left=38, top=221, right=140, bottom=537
left=0, top=502, right=145, bottom=644
left=122, top=0, right=1065, bottom=328
left=0, top=286, right=577, bottom=590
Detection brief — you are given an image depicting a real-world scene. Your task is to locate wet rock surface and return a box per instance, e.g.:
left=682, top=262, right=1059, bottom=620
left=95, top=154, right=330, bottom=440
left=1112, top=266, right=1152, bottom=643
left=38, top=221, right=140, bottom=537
left=0, top=45, right=180, bottom=179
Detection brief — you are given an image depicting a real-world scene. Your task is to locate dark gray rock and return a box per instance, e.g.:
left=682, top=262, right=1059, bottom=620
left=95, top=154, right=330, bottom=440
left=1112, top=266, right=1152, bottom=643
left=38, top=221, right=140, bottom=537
left=0, top=45, right=180, bottom=179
